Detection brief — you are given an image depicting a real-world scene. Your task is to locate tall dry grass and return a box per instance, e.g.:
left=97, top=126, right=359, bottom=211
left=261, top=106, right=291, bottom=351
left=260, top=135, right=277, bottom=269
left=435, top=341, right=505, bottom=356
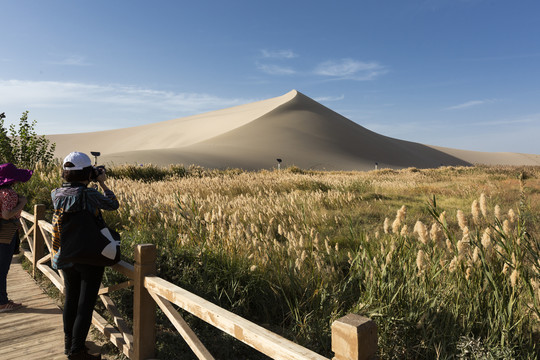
left=18, top=164, right=540, bottom=359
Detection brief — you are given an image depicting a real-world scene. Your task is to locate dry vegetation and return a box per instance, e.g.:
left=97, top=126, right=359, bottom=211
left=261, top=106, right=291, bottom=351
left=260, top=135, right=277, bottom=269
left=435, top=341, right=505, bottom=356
left=21, top=164, right=540, bottom=359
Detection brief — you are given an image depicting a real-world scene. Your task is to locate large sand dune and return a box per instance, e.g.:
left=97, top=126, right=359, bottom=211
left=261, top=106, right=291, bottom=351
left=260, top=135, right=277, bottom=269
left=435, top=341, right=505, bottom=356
left=47, top=90, right=540, bottom=170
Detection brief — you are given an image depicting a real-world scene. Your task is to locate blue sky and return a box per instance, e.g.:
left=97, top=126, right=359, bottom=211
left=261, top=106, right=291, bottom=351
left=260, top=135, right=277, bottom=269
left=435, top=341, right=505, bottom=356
left=1, top=0, right=539, bottom=154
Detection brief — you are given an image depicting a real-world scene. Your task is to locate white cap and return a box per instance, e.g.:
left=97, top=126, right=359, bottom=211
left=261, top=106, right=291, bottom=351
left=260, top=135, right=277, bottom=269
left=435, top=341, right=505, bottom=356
left=63, top=152, right=92, bottom=170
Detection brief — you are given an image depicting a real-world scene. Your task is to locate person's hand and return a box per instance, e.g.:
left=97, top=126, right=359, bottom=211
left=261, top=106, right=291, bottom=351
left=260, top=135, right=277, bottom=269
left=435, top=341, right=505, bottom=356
left=96, top=171, right=112, bottom=192
left=97, top=172, right=107, bottom=184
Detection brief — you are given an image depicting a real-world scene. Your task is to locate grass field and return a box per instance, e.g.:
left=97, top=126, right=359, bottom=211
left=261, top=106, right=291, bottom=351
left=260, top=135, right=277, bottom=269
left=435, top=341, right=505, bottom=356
left=20, top=164, right=540, bottom=359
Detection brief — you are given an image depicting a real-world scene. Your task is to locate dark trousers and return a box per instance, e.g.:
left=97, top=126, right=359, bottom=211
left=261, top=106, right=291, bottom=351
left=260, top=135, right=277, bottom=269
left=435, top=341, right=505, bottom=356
left=61, top=264, right=105, bottom=353
left=0, top=231, right=19, bottom=305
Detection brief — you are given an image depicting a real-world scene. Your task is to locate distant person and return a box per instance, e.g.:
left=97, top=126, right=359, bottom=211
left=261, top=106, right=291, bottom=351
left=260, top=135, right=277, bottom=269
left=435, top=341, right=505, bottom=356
left=51, top=152, right=119, bottom=360
left=0, top=163, right=33, bottom=313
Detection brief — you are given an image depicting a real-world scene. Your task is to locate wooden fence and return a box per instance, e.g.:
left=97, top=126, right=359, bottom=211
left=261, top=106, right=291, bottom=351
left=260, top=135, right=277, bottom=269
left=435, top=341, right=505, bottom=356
left=17, top=204, right=378, bottom=360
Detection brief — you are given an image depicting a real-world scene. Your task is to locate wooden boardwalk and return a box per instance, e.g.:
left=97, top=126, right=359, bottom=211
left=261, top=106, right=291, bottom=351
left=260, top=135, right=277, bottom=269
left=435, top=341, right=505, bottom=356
left=0, top=256, right=66, bottom=359
left=0, top=256, right=107, bottom=360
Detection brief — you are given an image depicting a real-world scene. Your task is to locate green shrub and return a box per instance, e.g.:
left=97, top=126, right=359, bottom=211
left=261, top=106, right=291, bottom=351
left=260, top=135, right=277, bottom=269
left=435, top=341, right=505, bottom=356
left=0, top=111, right=56, bottom=168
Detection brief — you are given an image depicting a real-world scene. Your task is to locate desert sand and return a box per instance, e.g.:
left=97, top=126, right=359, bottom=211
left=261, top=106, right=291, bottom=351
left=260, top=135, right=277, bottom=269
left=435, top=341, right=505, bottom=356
left=46, top=90, right=540, bottom=171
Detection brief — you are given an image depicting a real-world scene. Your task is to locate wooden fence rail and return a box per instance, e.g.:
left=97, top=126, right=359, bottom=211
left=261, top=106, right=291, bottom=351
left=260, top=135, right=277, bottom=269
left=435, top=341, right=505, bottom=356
left=17, top=204, right=378, bottom=360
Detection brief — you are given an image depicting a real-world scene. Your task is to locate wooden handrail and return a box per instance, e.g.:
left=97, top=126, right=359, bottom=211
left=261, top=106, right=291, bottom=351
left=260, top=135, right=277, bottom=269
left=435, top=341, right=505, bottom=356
left=145, top=275, right=328, bottom=360
left=20, top=210, right=34, bottom=222
left=18, top=206, right=378, bottom=360
left=37, top=219, right=53, bottom=233
left=111, top=261, right=135, bottom=279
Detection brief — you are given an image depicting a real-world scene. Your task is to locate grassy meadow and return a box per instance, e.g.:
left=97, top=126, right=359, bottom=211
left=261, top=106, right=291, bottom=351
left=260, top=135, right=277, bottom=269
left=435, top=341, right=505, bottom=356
left=19, top=164, right=540, bottom=359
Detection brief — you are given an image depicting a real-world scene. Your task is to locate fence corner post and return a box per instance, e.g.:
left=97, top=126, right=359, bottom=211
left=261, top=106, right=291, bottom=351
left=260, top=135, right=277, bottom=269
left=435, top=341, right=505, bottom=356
left=133, top=244, right=157, bottom=360
left=32, top=204, right=46, bottom=278
left=331, top=314, right=377, bottom=360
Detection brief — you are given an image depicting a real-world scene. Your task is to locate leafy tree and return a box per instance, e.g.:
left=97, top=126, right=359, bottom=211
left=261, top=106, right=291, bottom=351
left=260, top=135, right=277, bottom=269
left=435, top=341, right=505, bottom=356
left=0, top=111, right=56, bottom=168
left=0, top=112, right=14, bottom=163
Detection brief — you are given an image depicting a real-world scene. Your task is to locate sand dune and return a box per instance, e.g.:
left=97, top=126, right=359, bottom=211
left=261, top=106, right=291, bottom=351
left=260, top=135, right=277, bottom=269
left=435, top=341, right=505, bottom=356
left=46, top=90, right=540, bottom=170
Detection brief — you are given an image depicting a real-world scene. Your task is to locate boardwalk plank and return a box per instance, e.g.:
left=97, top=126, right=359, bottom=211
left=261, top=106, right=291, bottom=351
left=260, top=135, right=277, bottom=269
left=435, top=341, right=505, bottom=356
left=0, top=257, right=107, bottom=360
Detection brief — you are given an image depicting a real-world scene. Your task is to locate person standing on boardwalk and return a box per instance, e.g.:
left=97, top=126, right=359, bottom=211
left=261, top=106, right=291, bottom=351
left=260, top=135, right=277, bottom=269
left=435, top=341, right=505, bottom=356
left=0, top=163, right=33, bottom=313
left=51, top=152, right=119, bottom=360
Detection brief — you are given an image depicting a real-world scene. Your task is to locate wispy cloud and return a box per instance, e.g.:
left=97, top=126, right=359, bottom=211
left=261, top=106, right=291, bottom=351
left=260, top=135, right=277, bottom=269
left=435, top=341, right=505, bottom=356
left=445, top=99, right=497, bottom=110
left=256, top=50, right=297, bottom=75
left=468, top=113, right=540, bottom=127
left=256, top=63, right=296, bottom=75
left=314, top=59, right=388, bottom=81
left=0, top=79, right=248, bottom=110
left=314, top=94, right=345, bottom=102
left=260, top=49, right=298, bottom=59
left=0, top=79, right=252, bottom=132
left=48, top=55, right=92, bottom=66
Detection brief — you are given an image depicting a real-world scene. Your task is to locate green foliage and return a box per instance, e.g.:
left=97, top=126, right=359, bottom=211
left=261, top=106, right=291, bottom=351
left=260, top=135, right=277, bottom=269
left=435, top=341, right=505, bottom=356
left=16, top=162, right=62, bottom=218
left=107, top=164, right=190, bottom=182
left=0, top=112, right=14, bottom=163
left=0, top=111, right=56, bottom=168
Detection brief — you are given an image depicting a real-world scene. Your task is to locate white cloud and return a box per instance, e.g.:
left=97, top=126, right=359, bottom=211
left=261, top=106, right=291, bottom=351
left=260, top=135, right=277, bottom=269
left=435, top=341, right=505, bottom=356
left=256, top=63, right=296, bottom=75
left=0, top=79, right=246, bottom=111
left=0, top=79, right=252, bottom=133
left=314, top=59, right=388, bottom=80
left=48, top=55, right=91, bottom=66
left=445, top=99, right=497, bottom=110
left=314, top=94, right=345, bottom=102
left=468, top=113, right=540, bottom=127
left=260, top=49, right=298, bottom=59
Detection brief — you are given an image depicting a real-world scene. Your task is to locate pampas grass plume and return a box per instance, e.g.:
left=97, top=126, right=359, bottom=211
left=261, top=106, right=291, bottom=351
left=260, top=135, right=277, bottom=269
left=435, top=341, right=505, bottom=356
left=503, top=219, right=512, bottom=235
left=510, top=269, right=519, bottom=288
left=446, top=238, right=453, bottom=252
left=473, top=247, right=480, bottom=264
left=392, top=205, right=407, bottom=233
left=481, top=228, right=492, bottom=250
left=400, top=224, right=409, bottom=236
left=438, top=210, right=447, bottom=225
left=414, top=220, right=429, bottom=245
left=384, top=217, right=390, bottom=234
left=508, top=208, right=516, bottom=223
left=457, top=210, right=467, bottom=230
left=449, top=256, right=458, bottom=272
left=472, top=199, right=481, bottom=224
left=430, top=222, right=444, bottom=248
left=416, top=249, right=427, bottom=272
left=480, top=193, right=488, bottom=218
left=494, top=204, right=501, bottom=221
left=465, top=267, right=472, bottom=280
left=457, top=239, right=469, bottom=260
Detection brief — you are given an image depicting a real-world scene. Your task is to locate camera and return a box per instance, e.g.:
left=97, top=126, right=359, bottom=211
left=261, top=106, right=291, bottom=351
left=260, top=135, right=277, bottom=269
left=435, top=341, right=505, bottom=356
left=90, top=151, right=106, bottom=181
left=90, top=165, right=106, bottom=181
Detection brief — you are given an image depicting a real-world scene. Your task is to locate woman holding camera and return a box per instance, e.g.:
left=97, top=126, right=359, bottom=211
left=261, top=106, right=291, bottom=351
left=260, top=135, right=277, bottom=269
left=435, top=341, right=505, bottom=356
left=51, top=152, right=119, bottom=360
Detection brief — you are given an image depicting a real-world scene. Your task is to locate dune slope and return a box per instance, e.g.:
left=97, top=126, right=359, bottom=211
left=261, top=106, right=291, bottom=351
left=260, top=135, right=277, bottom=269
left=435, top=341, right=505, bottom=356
left=47, top=90, right=540, bottom=170
left=47, top=90, right=297, bottom=156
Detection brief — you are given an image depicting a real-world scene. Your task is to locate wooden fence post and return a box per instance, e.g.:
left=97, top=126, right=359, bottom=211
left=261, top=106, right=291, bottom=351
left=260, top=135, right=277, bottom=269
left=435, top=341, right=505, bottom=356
left=32, top=204, right=46, bottom=278
left=331, top=314, right=377, bottom=360
left=133, top=244, right=157, bottom=360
